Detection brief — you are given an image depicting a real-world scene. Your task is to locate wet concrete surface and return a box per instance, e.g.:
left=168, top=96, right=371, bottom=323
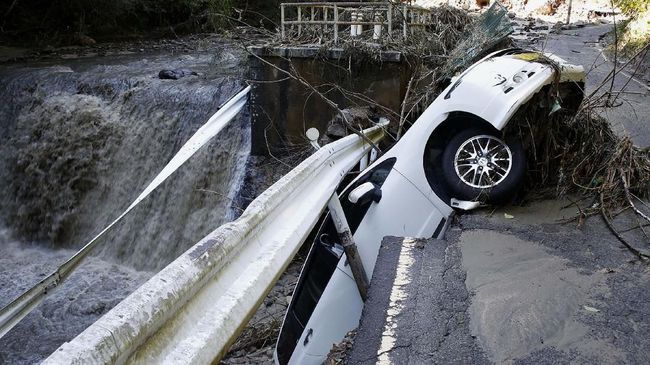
left=350, top=200, right=650, bottom=364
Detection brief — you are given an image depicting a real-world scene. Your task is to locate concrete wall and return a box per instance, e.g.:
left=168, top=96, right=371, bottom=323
left=248, top=48, right=411, bottom=156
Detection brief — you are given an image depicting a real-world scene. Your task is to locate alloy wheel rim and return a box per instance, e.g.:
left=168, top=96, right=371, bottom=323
left=453, top=135, right=512, bottom=189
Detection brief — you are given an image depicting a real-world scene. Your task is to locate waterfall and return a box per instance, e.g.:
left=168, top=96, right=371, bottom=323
left=0, top=46, right=252, bottom=363
left=0, top=49, right=251, bottom=271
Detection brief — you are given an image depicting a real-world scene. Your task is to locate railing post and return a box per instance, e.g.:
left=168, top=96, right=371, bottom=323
left=403, top=4, right=408, bottom=39
left=281, top=3, right=285, bottom=39
left=373, top=11, right=382, bottom=40
left=324, top=6, right=328, bottom=32
left=310, top=5, right=315, bottom=37
left=357, top=12, right=363, bottom=37
left=387, top=3, right=392, bottom=37
left=298, top=6, right=302, bottom=36
left=334, top=4, right=339, bottom=44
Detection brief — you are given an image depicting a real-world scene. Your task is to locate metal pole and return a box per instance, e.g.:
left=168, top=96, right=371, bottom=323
left=281, top=4, right=285, bottom=39
left=566, top=0, right=573, bottom=25
left=328, top=194, right=369, bottom=301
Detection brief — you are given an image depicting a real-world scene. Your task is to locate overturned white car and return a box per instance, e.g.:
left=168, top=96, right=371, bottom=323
left=275, top=49, right=585, bottom=364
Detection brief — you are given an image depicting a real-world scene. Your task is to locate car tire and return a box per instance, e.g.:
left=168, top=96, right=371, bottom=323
left=441, top=128, right=525, bottom=204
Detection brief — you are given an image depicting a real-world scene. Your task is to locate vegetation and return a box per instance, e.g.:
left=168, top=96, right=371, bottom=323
left=0, top=0, right=280, bottom=45
left=614, top=0, right=648, bottom=16
left=612, top=0, right=650, bottom=55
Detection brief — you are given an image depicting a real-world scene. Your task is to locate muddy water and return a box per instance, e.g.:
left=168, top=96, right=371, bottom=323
left=460, top=229, right=624, bottom=364
left=0, top=230, right=152, bottom=364
left=0, top=45, right=252, bottom=363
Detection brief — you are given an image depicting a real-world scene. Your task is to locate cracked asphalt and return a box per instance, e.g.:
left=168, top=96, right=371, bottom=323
left=348, top=236, right=489, bottom=365
left=348, top=200, right=650, bottom=364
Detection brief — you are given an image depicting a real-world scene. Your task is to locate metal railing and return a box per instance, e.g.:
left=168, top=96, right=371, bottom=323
left=43, top=122, right=387, bottom=365
left=280, top=2, right=433, bottom=43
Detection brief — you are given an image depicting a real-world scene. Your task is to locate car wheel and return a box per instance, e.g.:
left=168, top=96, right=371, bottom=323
left=441, top=128, right=525, bottom=204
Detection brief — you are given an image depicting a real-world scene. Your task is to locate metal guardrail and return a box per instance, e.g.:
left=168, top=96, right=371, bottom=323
left=280, top=2, right=432, bottom=43
left=43, top=122, right=387, bottom=365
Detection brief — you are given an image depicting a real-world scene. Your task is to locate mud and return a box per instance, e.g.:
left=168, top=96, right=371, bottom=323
left=461, top=229, right=621, bottom=363
left=351, top=198, right=650, bottom=364
left=458, top=200, right=650, bottom=364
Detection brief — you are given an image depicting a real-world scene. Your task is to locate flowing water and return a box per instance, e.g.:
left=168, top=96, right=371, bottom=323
left=0, top=44, right=252, bottom=363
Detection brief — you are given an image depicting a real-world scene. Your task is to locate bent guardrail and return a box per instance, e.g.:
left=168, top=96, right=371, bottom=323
left=43, top=122, right=387, bottom=365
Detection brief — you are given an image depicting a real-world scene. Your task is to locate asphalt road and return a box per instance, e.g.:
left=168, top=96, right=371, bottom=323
left=535, top=24, right=650, bottom=147
left=349, top=200, right=650, bottom=364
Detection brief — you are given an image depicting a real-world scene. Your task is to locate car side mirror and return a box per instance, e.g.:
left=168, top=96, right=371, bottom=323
left=348, top=182, right=381, bottom=204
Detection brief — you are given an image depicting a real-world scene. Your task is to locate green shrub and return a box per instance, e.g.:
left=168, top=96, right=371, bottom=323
left=614, top=0, right=649, bottom=17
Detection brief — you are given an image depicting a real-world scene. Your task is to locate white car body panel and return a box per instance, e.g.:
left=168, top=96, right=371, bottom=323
left=287, top=171, right=448, bottom=362
left=289, top=269, right=362, bottom=364
left=277, top=49, right=585, bottom=365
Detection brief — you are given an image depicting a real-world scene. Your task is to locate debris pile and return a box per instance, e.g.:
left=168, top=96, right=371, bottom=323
left=510, top=100, right=650, bottom=249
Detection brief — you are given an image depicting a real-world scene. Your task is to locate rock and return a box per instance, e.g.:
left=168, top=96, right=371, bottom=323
left=158, top=69, right=198, bottom=80
left=508, top=12, right=516, bottom=19
left=323, top=106, right=376, bottom=142
left=75, top=34, right=96, bottom=46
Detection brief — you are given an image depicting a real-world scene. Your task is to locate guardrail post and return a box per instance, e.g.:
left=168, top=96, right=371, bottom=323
left=334, top=4, right=339, bottom=44
left=281, top=4, right=285, bottom=39
left=324, top=6, right=328, bottom=32
left=328, top=194, right=369, bottom=301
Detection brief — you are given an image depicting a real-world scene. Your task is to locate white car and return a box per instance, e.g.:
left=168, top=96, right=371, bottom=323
left=275, top=48, right=585, bottom=365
